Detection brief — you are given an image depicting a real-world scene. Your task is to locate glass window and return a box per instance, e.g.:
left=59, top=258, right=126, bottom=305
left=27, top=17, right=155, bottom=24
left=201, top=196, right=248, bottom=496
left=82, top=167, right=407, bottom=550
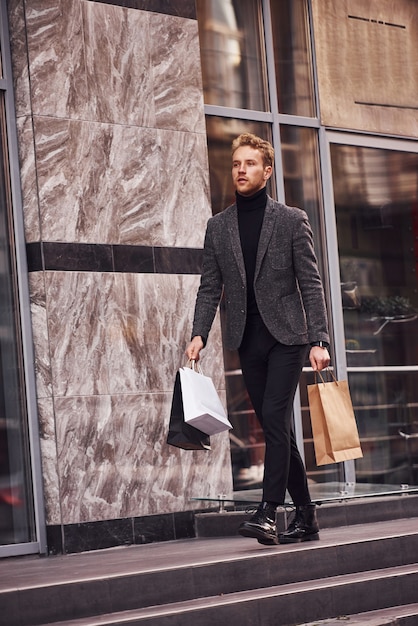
left=331, top=142, right=418, bottom=486
left=332, top=145, right=418, bottom=369
left=0, top=97, right=34, bottom=545
left=196, top=0, right=268, bottom=111
left=280, top=124, right=336, bottom=483
left=270, top=0, right=316, bottom=117
left=349, top=371, right=418, bottom=485
left=280, top=125, right=324, bottom=256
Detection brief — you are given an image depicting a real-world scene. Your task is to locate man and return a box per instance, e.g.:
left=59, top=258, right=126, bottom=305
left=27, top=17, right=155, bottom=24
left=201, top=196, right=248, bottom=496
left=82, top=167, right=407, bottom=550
left=186, top=133, right=330, bottom=545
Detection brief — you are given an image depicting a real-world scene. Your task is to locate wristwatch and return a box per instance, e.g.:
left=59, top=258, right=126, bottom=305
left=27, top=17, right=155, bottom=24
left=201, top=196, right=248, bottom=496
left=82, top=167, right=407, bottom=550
left=310, top=341, right=329, bottom=349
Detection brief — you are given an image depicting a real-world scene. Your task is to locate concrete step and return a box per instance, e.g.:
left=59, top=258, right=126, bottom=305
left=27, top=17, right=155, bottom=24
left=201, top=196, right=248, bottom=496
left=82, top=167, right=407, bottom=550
left=1, top=517, right=417, bottom=626
left=300, top=603, right=418, bottom=625
left=25, top=564, right=418, bottom=626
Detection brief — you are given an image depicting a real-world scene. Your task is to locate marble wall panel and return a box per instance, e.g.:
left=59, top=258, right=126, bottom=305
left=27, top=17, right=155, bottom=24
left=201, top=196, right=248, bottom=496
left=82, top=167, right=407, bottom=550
left=161, top=428, right=233, bottom=513
left=7, top=0, right=32, bottom=117
left=34, top=116, right=111, bottom=243
left=44, top=271, right=225, bottom=399
left=24, top=0, right=89, bottom=119
left=33, top=117, right=161, bottom=244
left=55, top=390, right=232, bottom=524
left=11, top=1, right=211, bottom=247
left=45, top=271, right=113, bottom=397
left=104, top=273, right=193, bottom=395
left=34, top=116, right=211, bottom=246
left=107, top=125, right=162, bottom=246
left=21, top=0, right=205, bottom=130
left=156, top=129, right=211, bottom=248
left=111, top=393, right=168, bottom=518
left=55, top=395, right=121, bottom=524
left=82, top=1, right=155, bottom=127
left=105, top=273, right=224, bottom=395
left=28, top=273, right=52, bottom=398
left=15, top=116, right=40, bottom=242
left=114, top=127, right=212, bottom=246
left=7, top=0, right=233, bottom=529
left=43, top=268, right=229, bottom=522
left=150, top=13, right=206, bottom=133
left=36, top=397, right=60, bottom=525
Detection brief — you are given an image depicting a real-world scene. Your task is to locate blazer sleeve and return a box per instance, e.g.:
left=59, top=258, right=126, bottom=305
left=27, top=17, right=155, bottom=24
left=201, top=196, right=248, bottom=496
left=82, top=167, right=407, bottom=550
left=191, top=219, right=224, bottom=341
left=292, top=211, right=330, bottom=344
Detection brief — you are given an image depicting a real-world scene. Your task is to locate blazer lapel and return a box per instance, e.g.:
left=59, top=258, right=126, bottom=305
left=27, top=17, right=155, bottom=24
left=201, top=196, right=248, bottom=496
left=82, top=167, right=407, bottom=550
left=226, top=205, right=246, bottom=284
left=255, top=198, right=276, bottom=279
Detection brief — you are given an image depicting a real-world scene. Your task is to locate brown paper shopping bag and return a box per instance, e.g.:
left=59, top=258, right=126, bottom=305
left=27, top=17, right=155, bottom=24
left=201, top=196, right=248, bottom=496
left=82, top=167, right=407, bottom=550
left=307, top=370, right=363, bottom=466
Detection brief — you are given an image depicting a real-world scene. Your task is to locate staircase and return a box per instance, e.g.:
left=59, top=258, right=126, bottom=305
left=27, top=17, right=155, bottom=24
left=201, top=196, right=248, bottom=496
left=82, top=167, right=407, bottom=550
left=1, top=494, right=417, bottom=626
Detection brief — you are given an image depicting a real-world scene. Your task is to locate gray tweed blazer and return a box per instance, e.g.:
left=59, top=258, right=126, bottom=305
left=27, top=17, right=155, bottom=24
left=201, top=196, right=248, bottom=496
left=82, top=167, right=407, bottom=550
left=192, top=196, right=329, bottom=351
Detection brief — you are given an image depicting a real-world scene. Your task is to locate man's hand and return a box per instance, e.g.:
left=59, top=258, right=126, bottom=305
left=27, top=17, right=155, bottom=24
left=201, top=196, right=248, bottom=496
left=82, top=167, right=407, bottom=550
left=309, top=346, right=330, bottom=371
left=185, top=336, right=204, bottom=361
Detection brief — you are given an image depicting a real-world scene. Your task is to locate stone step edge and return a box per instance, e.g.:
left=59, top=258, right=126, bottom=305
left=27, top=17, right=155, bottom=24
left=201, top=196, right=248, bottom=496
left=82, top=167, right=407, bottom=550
left=37, top=565, right=418, bottom=626
left=300, top=602, right=418, bottom=625
left=2, top=519, right=417, bottom=592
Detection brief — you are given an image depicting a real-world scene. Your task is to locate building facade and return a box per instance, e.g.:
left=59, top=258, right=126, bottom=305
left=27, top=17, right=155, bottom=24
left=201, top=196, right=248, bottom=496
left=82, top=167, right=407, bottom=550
left=0, top=0, right=417, bottom=557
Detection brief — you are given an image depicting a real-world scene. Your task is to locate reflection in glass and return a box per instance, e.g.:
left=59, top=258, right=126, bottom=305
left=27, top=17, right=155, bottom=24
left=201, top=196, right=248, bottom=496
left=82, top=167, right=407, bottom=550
left=270, top=0, right=316, bottom=117
left=280, top=125, right=325, bottom=262
left=196, top=0, right=268, bottom=111
left=0, top=98, right=34, bottom=544
left=205, top=116, right=273, bottom=492
left=331, top=143, right=418, bottom=486
left=280, top=125, right=337, bottom=484
left=350, top=371, right=418, bottom=486
left=332, top=145, right=418, bottom=369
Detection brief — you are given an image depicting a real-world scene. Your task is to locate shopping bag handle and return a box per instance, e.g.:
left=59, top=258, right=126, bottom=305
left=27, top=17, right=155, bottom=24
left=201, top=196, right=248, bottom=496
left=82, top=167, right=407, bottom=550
left=185, top=359, right=204, bottom=374
left=314, top=367, right=338, bottom=385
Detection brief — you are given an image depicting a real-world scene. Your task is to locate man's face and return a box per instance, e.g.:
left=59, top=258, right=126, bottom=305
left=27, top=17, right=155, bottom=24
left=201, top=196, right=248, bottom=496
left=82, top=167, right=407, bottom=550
left=232, top=145, right=272, bottom=197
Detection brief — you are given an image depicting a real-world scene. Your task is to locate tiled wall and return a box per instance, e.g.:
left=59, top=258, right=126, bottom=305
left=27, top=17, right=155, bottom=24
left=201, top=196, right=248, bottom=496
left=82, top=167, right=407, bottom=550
left=7, top=0, right=232, bottom=550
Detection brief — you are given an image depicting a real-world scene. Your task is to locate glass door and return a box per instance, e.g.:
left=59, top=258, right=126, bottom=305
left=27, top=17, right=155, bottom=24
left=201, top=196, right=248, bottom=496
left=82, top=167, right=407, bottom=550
left=327, top=136, right=418, bottom=488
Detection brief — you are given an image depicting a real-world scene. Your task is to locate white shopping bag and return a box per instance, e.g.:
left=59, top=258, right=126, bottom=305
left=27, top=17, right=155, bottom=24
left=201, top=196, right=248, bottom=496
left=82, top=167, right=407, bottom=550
left=179, top=363, right=232, bottom=435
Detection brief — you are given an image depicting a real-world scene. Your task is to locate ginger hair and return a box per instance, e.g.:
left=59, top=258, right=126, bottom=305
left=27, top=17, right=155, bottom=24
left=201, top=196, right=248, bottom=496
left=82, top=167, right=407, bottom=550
left=231, top=133, right=274, bottom=167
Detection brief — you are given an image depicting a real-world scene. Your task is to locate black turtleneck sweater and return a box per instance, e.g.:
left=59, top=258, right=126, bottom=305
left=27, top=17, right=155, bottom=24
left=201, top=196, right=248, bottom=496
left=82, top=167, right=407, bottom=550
left=237, top=187, right=267, bottom=317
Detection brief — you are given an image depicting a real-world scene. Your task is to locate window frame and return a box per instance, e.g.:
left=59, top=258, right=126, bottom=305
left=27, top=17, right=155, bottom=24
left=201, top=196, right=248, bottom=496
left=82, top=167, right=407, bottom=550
left=0, top=1, right=46, bottom=557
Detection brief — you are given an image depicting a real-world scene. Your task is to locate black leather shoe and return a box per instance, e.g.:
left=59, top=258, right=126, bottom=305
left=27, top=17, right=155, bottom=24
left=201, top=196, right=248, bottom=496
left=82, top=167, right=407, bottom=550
left=238, top=502, right=278, bottom=545
left=279, top=504, right=319, bottom=543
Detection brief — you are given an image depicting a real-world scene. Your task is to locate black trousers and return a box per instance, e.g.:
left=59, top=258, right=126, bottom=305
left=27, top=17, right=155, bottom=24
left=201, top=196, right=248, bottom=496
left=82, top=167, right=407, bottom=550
left=238, top=316, right=311, bottom=505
